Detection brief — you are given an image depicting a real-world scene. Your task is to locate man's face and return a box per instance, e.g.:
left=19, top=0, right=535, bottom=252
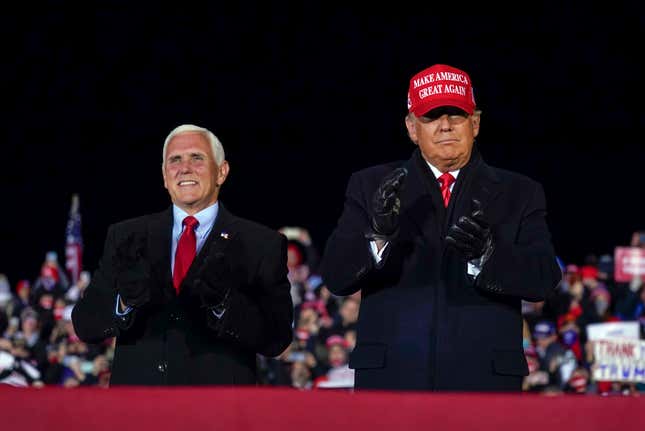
left=162, top=132, right=229, bottom=214
left=405, top=107, right=480, bottom=172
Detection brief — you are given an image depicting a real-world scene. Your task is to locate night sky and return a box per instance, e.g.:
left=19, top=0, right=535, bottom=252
left=2, top=4, right=643, bottom=285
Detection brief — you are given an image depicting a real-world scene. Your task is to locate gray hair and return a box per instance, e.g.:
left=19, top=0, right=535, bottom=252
left=162, top=124, right=225, bottom=167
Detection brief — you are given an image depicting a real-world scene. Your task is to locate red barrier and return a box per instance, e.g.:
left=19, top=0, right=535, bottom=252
left=1, top=386, right=643, bottom=430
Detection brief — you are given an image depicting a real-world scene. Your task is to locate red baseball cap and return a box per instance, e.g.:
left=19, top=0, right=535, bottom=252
left=407, top=64, right=476, bottom=116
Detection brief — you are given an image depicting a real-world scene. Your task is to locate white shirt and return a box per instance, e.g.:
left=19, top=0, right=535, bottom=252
left=170, top=202, right=218, bottom=274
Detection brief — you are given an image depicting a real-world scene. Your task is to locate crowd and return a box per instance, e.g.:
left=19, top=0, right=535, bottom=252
left=1, top=227, right=644, bottom=394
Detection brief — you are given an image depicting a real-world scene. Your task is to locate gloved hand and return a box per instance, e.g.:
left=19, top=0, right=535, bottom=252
left=117, top=269, right=152, bottom=308
left=193, top=252, right=234, bottom=311
left=445, top=199, right=494, bottom=263
left=113, top=234, right=152, bottom=308
left=368, top=167, right=408, bottom=240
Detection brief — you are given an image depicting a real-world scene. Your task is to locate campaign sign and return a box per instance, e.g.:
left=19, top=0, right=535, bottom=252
left=614, top=246, right=645, bottom=282
left=592, top=338, right=645, bottom=383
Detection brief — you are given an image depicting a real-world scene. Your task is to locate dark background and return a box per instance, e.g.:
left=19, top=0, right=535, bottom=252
left=2, top=4, right=643, bottom=284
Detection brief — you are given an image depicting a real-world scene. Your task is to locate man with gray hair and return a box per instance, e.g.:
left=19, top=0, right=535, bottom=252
left=72, top=124, right=293, bottom=386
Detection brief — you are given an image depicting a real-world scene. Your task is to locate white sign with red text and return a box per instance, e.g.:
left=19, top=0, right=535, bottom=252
left=592, top=338, right=645, bottom=383
left=614, top=246, right=645, bottom=282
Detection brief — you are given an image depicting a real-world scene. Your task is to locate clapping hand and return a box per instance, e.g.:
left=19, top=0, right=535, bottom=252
left=193, top=252, right=234, bottom=311
left=445, top=199, right=493, bottom=263
left=114, top=234, right=152, bottom=308
left=368, top=167, right=408, bottom=240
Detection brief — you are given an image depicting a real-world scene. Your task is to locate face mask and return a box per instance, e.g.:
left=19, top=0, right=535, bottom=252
left=595, top=299, right=609, bottom=316
left=561, top=329, right=578, bottom=347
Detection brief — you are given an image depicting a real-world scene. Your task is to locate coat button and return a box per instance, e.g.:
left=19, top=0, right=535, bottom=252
left=157, top=362, right=167, bottom=373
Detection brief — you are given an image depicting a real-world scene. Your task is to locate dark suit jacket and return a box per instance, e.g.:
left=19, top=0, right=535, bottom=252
left=320, top=148, right=561, bottom=391
left=72, top=204, right=293, bottom=386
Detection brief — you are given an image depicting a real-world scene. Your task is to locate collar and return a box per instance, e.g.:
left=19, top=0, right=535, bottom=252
left=172, top=202, right=219, bottom=232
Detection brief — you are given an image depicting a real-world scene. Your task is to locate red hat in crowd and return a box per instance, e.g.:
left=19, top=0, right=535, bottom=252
left=557, top=305, right=583, bottom=329
left=287, top=243, right=304, bottom=269
left=565, top=264, right=579, bottom=274
left=579, top=265, right=598, bottom=280
left=568, top=369, right=589, bottom=393
left=295, top=328, right=310, bottom=341
left=407, top=64, right=476, bottom=116
left=325, top=335, right=348, bottom=349
left=41, top=264, right=59, bottom=282
left=300, top=300, right=329, bottom=319
left=15, top=280, right=30, bottom=295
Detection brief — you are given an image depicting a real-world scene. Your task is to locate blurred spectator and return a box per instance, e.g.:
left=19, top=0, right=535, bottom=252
left=533, top=320, right=577, bottom=390
left=522, top=345, right=549, bottom=392
left=0, top=339, right=43, bottom=387
left=522, top=299, right=547, bottom=328
left=314, top=335, right=354, bottom=389
left=32, top=265, right=66, bottom=307
left=280, top=226, right=321, bottom=308
left=616, top=285, right=645, bottom=333
left=343, top=328, right=357, bottom=352
left=290, top=360, right=313, bottom=390
left=630, top=230, right=645, bottom=248
left=597, top=254, right=614, bottom=283
left=316, top=282, right=341, bottom=320
left=565, top=367, right=590, bottom=394
left=64, top=270, right=91, bottom=303
left=277, top=338, right=320, bottom=387
left=296, top=306, right=321, bottom=341
left=43, top=251, right=71, bottom=290
left=556, top=313, right=584, bottom=363
left=8, top=280, right=32, bottom=320
left=0, top=274, right=11, bottom=311
left=279, top=226, right=320, bottom=271
left=319, top=295, right=360, bottom=342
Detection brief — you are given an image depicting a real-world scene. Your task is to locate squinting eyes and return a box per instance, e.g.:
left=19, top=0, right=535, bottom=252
left=167, top=155, right=207, bottom=164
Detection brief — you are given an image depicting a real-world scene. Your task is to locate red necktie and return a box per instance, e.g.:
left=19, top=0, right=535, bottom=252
left=173, top=216, right=199, bottom=293
left=438, top=172, right=455, bottom=207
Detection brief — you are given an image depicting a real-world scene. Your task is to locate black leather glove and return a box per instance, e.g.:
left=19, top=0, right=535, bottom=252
left=193, top=252, right=233, bottom=311
left=445, top=199, right=494, bottom=263
left=368, top=167, right=408, bottom=240
left=113, top=234, right=152, bottom=308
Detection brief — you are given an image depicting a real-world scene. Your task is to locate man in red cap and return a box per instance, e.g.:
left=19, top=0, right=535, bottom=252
left=320, top=64, right=561, bottom=391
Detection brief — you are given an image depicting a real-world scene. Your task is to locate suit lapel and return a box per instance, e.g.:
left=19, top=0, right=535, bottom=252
left=400, top=149, right=444, bottom=241
left=451, top=155, right=502, bottom=224
left=147, top=207, right=174, bottom=297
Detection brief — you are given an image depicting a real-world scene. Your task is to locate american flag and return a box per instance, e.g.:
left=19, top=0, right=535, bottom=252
left=65, top=193, right=83, bottom=284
